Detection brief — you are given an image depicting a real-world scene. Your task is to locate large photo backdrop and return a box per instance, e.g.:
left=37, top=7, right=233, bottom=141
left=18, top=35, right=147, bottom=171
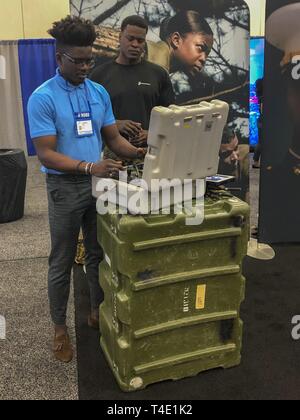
left=259, top=0, right=300, bottom=242
left=71, top=0, right=250, bottom=201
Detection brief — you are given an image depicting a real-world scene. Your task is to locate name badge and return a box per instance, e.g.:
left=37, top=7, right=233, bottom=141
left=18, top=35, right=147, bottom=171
left=74, top=112, right=94, bottom=137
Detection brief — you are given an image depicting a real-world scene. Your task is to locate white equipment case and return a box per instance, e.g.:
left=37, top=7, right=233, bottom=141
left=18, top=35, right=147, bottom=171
left=93, top=100, right=229, bottom=214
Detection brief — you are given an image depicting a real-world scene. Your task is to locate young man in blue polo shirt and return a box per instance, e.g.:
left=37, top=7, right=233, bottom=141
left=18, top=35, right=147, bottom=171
left=27, top=16, right=144, bottom=363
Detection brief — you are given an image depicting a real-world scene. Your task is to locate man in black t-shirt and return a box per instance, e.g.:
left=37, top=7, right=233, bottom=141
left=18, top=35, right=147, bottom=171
left=90, top=15, right=175, bottom=156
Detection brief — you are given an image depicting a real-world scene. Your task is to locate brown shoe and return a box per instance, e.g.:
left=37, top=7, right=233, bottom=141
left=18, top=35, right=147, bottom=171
left=88, top=314, right=99, bottom=330
left=53, top=333, right=73, bottom=363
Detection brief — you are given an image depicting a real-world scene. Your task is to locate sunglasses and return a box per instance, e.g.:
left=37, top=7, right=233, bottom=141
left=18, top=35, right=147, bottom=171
left=62, top=52, right=95, bottom=68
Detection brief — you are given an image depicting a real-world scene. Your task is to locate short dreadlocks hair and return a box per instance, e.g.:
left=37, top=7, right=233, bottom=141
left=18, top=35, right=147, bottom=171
left=48, top=15, right=96, bottom=51
left=121, top=15, right=148, bottom=33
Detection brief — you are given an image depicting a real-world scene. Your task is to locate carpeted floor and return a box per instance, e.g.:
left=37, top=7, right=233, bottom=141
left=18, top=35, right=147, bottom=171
left=0, top=157, right=78, bottom=400
left=74, top=245, right=300, bottom=400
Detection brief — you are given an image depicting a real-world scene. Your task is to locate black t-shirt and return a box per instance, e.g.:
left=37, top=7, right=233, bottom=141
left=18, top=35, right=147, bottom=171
left=90, top=60, right=175, bottom=130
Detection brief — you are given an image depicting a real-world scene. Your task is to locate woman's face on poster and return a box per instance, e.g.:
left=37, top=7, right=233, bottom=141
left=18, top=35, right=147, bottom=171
left=171, top=32, right=214, bottom=75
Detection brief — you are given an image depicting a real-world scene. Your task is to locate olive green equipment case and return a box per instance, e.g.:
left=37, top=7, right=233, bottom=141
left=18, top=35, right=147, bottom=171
left=97, top=192, right=249, bottom=392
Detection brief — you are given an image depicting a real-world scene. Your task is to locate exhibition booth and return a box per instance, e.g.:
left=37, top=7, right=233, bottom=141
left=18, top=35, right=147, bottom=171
left=1, top=0, right=300, bottom=402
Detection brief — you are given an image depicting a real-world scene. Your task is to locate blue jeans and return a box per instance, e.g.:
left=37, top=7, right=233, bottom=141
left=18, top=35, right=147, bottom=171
left=46, top=174, right=103, bottom=326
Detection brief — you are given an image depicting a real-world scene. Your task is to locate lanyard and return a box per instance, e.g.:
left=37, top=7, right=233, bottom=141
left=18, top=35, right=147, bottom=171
left=66, top=81, right=94, bottom=138
left=67, top=82, right=92, bottom=116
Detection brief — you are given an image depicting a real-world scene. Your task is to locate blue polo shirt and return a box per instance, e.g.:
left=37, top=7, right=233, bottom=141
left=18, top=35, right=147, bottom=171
left=27, top=69, right=116, bottom=174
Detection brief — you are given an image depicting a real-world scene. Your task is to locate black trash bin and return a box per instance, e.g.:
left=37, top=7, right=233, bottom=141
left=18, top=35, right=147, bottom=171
left=0, top=149, right=27, bottom=223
